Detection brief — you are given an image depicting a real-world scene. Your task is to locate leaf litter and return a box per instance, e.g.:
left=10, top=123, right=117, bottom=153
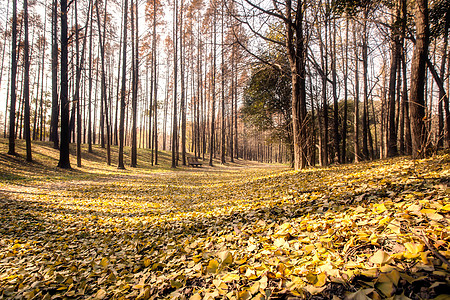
left=0, top=154, right=449, bottom=299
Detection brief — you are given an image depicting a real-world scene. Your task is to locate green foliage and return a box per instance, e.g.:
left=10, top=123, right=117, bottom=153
left=242, top=57, right=292, bottom=145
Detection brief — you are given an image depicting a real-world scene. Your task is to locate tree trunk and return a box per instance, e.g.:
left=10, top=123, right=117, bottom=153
left=118, top=0, right=128, bottom=169
left=209, top=6, right=216, bottom=167
left=409, top=0, right=429, bottom=158
left=50, top=0, right=59, bottom=149
left=88, top=0, right=94, bottom=153
left=286, top=0, right=307, bottom=170
left=172, top=0, right=179, bottom=168
left=353, top=20, right=360, bottom=162
left=438, top=8, right=449, bottom=148
left=96, top=0, right=111, bottom=165
left=362, top=16, right=370, bottom=160
left=58, top=0, right=71, bottom=168
left=75, top=0, right=90, bottom=167
left=221, top=4, right=226, bottom=164
left=332, top=19, right=340, bottom=163
left=23, top=0, right=32, bottom=162
left=8, top=0, right=18, bottom=155
left=180, top=0, right=186, bottom=166
left=342, top=18, right=349, bottom=163
left=387, top=2, right=401, bottom=157
left=131, top=0, right=138, bottom=167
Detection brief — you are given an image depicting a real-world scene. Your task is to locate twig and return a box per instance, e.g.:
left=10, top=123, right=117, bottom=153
left=420, top=230, right=450, bottom=266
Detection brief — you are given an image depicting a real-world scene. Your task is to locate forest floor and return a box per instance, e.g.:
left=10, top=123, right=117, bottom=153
left=0, top=139, right=449, bottom=300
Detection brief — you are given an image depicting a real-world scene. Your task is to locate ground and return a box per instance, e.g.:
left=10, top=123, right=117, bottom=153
left=0, top=139, right=449, bottom=300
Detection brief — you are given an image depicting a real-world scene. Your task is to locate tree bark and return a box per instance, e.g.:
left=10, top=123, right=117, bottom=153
left=409, top=0, right=429, bottom=158
left=353, top=20, right=360, bottom=162
left=118, top=0, right=128, bottom=169
left=50, top=0, right=59, bottom=149
left=131, top=0, right=138, bottom=167
left=387, top=2, right=401, bottom=157
left=8, top=0, right=17, bottom=155
left=172, top=0, right=179, bottom=168
left=23, top=0, right=32, bottom=162
left=57, top=0, right=71, bottom=168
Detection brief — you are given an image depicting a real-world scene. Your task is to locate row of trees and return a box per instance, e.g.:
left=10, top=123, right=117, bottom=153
left=1, top=0, right=257, bottom=169
left=238, top=0, right=450, bottom=168
left=1, top=0, right=449, bottom=170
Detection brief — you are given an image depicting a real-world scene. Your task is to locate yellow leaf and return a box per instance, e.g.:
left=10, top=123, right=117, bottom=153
left=306, top=272, right=317, bottom=284
left=259, top=275, right=268, bottom=290
left=189, top=293, right=202, bottom=300
left=407, top=204, right=421, bottom=212
left=420, top=251, right=429, bottom=264
left=304, top=244, right=315, bottom=254
left=428, top=213, right=444, bottom=220
left=238, top=290, right=251, bottom=300
left=94, top=289, right=107, bottom=300
left=378, top=216, right=391, bottom=226
left=143, top=258, right=151, bottom=268
left=345, top=289, right=372, bottom=300
left=304, top=285, right=326, bottom=295
left=219, top=251, right=233, bottom=265
left=376, top=203, right=387, bottom=213
left=420, top=208, right=436, bottom=214
left=207, top=259, right=219, bottom=274
left=249, top=282, right=259, bottom=294
left=386, top=269, right=400, bottom=286
left=100, top=257, right=109, bottom=268
left=247, top=244, right=257, bottom=252
left=274, top=237, right=287, bottom=248
left=222, top=273, right=240, bottom=282
left=369, top=250, right=391, bottom=265
left=376, top=281, right=394, bottom=297
left=360, top=269, right=378, bottom=278
left=315, top=273, right=327, bottom=287
left=170, top=280, right=183, bottom=289
left=213, top=279, right=228, bottom=290
left=404, top=243, right=424, bottom=255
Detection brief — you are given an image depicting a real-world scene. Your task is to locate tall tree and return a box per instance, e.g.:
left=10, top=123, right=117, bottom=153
left=7, top=0, right=18, bottom=156
left=209, top=2, right=217, bottom=167
left=354, top=20, right=360, bottom=162
left=331, top=19, right=340, bottom=163
left=221, top=2, right=226, bottom=164
left=409, top=0, right=429, bottom=157
left=387, top=1, right=401, bottom=157
left=180, top=0, right=187, bottom=166
left=131, top=0, right=138, bottom=168
left=58, top=0, right=71, bottom=168
left=118, top=0, right=128, bottom=169
left=341, top=18, right=349, bottom=163
left=171, top=0, right=179, bottom=168
left=96, top=0, right=111, bottom=165
left=74, top=0, right=90, bottom=167
left=87, top=0, right=94, bottom=153
left=50, top=0, right=59, bottom=149
left=23, top=0, right=32, bottom=162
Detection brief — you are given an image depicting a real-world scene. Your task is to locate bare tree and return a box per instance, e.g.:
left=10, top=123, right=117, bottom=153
left=57, top=0, right=71, bottom=169
left=7, top=0, right=18, bottom=156
left=23, top=0, right=32, bottom=162
left=409, top=0, right=429, bottom=157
